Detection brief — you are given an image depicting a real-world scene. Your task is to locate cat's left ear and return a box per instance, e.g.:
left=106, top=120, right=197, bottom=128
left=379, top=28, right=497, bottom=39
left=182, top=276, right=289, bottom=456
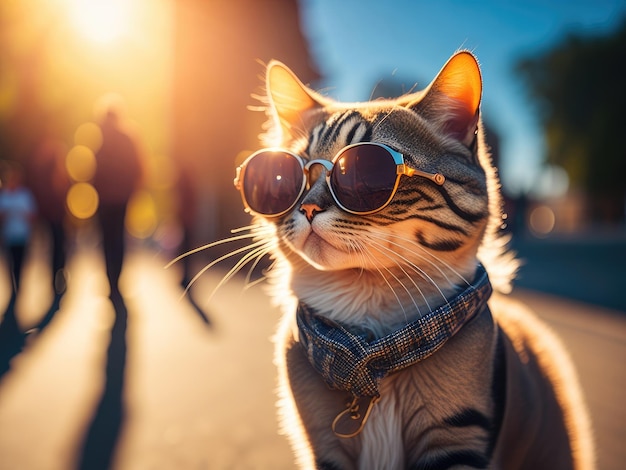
left=408, top=51, right=482, bottom=147
left=266, top=61, right=325, bottom=138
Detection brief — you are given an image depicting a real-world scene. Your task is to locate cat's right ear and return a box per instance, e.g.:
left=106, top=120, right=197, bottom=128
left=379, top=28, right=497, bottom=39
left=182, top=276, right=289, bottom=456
left=266, top=61, right=325, bottom=138
left=406, top=52, right=482, bottom=147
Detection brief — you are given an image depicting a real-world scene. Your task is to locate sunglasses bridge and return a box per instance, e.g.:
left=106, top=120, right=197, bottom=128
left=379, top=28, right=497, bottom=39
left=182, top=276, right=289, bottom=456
left=302, top=159, right=331, bottom=189
left=300, top=160, right=332, bottom=220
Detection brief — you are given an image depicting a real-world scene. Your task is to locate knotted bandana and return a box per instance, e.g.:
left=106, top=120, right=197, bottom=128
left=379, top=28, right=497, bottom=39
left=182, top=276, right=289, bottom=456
left=296, top=264, right=492, bottom=398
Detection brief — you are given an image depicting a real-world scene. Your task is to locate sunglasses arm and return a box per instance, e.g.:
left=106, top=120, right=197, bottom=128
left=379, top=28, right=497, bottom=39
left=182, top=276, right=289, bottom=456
left=398, top=164, right=445, bottom=186
left=233, top=166, right=243, bottom=190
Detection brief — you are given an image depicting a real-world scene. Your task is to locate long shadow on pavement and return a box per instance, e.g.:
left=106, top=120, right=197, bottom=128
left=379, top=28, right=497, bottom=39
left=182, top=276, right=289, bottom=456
left=35, top=293, right=63, bottom=333
left=0, top=295, right=25, bottom=381
left=0, top=292, right=65, bottom=383
left=186, top=291, right=212, bottom=327
left=77, top=289, right=128, bottom=470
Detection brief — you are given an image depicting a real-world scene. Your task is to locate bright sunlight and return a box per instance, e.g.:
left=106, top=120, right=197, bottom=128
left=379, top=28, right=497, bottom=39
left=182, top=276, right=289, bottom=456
left=67, top=0, right=131, bottom=44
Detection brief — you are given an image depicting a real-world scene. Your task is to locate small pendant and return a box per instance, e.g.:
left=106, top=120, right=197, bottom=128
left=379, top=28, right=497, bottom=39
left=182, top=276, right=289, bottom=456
left=332, top=395, right=380, bottom=438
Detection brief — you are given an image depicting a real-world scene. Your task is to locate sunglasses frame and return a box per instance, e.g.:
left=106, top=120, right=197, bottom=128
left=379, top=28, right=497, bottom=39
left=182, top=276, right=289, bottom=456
left=234, top=142, right=445, bottom=218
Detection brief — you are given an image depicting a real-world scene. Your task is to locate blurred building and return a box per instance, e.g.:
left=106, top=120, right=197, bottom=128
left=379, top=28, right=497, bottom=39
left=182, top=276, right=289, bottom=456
left=170, top=0, right=319, bottom=248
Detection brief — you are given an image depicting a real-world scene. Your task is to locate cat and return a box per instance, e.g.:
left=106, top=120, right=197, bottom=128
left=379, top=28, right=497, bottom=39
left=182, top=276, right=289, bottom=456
left=227, top=51, right=595, bottom=469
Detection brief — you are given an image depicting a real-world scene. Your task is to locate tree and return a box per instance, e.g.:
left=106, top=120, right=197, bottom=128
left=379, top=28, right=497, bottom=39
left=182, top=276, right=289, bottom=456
left=516, top=19, right=626, bottom=224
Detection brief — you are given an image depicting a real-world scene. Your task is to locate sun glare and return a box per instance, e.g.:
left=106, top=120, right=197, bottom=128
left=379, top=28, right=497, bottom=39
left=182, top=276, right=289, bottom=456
left=68, top=0, right=131, bottom=44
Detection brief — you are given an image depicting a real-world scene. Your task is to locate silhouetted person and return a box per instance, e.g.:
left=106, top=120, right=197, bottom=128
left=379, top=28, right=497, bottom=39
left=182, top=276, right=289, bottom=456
left=176, top=166, right=198, bottom=288
left=93, top=104, right=142, bottom=295
left=174, top=165, right=211, bottom=325
left=22, top=135, right=72, bottom=334
left=0, top=166, right=35, bottom=378
left=0, top=166, right=37, bottom=293
left=27, top=136, right=71, bottom=296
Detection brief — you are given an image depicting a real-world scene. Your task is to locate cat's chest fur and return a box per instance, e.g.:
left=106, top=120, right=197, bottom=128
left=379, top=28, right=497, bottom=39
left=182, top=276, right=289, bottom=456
left=276, top=295, right=498, bottom=469
left=359, top=341, right=495, bottom=470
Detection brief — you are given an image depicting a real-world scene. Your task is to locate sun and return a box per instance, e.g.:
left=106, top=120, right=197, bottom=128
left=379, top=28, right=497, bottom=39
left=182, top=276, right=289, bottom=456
left=68, top=0, right=131, bottom=44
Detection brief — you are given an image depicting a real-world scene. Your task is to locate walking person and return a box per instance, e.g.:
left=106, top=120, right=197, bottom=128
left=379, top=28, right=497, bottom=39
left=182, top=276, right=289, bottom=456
left=27, top=136, right=71, bottom=297
left=93, top=99, right=143, bottom=295
left=0, top=166, right=37, bottom=294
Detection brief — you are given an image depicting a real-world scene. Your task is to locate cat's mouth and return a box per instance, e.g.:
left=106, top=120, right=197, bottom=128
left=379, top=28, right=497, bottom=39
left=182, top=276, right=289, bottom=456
left=286, top=217, right=354, bottom=270
left=301, top=230, right=341, bottom=267
left=280, top=207, right=376, bottom=271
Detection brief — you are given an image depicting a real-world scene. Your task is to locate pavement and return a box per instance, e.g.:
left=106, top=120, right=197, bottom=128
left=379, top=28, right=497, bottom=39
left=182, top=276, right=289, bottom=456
left=0, top=244, right=624, bottom=470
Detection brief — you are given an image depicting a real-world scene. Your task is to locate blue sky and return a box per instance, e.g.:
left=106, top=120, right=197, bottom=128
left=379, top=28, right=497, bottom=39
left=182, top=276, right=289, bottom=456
left=299, top=0, right=626, bottom=196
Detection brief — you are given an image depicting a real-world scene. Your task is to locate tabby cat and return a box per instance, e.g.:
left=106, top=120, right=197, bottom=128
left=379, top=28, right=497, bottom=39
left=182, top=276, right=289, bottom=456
left=229, top=51, right=595, bottom=469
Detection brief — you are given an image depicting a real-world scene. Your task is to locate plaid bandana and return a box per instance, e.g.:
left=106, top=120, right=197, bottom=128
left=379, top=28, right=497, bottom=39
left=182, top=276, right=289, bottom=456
left=296, top=264, right=492, bottom=398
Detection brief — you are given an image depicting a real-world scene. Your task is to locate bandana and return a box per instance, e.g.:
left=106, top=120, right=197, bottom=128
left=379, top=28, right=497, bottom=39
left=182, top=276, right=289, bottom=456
left=296, top=264, right=492, bottom=398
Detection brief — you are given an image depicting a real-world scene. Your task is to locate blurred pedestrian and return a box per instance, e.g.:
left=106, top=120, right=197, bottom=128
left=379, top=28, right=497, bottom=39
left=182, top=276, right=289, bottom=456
left=93, top=98, right=143, bottom=295
left=174, top=164, right=211, bottom=325
left=0, top=166, right=37, bottom=293
left=176, top=165, right=198, bottom=288
left=27, top=137, right=71, bottom=296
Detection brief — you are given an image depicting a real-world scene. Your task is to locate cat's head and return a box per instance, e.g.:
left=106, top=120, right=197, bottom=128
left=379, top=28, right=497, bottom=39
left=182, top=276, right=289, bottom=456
left=234, top=52, right=513, bottom=316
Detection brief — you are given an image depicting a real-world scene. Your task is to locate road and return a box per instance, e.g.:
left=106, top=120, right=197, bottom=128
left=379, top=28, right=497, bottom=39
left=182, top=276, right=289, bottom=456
left=0, top=247, right=624, bottom=469
left=512, top=232, right=626, bottom=312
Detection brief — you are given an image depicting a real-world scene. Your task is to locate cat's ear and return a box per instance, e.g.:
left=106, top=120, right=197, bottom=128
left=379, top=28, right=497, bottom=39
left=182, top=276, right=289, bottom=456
left=408, top=51, right=482, bottom=147
left=266, top=61, right=324, bottom=138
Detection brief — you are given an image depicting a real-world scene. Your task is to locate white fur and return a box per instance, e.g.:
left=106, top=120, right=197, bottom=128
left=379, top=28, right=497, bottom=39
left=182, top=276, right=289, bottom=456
left=358, top=393, right=404, bottom=470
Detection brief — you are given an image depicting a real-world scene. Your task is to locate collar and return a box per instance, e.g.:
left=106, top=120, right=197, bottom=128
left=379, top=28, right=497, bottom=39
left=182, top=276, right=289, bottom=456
left=296, top=264, right=492, bottom=398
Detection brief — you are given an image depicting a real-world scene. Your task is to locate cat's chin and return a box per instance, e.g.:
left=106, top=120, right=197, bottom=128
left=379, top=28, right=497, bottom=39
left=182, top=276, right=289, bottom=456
left=295, top=232, right=354, bottom=271
left=284, top=230, right=365, bottom=271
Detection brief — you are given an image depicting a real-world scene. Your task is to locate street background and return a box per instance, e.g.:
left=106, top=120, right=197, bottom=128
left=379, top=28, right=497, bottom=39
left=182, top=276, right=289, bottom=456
left=1, top=1, right=625, bottom=469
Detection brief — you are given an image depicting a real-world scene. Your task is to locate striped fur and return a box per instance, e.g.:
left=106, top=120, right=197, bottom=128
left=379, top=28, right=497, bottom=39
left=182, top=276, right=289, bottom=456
left=240, top=52, right=595, bottom=469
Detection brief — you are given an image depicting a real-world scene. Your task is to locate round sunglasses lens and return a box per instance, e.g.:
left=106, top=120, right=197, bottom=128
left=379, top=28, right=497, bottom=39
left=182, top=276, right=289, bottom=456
left=242, top=151, right=303, bottom=215
left=330, top=145, right=397, bottom=213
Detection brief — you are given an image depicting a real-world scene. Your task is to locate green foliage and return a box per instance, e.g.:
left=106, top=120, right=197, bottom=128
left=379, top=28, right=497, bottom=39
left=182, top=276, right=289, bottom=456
left=517, top=19, right=626, bottom=223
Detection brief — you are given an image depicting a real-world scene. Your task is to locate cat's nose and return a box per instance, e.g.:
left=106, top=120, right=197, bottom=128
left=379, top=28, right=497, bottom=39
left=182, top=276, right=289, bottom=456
left=300, top=203, right=324, bottom=222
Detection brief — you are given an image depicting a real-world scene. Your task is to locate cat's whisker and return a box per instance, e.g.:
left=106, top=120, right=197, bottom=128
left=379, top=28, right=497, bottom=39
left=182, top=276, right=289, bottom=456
left=243, top=250, right=275, bottom=288
left=180, top=239, right=269, bottom=301
left=356, top=237, right=425, bottom=320
left=167, top=222, right=274, bottom=301
left=243, top=274, right=270, bottom=291
left=341, top=232, right=427, bottom=316
left=384, top=264, right=423, bottom=321
left=364, top=234, right=434, bottom=280
left=386, top=231, right=471, bottom=286
left=367, top=230, right=471, bottom=287
left=364, top=234, right=433, bottom=283
left=358, top=243, right=411, bottom=321
left=363, top=239, right=429, bottom=315
left=231, top=223, right=268, bottom=234
left=208, top=243, right=274, bottom=301
left=165, top=225, right=264, bottom=269
left=364, top=237, right=447, bottom=307
left=344, top=238, right=367, bottom=278
left=367, top=230, right=458, bottom=281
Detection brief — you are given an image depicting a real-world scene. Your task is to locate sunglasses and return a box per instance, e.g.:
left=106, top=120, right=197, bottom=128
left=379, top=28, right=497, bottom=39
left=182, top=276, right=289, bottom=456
left=233, top=142, right=445, bottom=217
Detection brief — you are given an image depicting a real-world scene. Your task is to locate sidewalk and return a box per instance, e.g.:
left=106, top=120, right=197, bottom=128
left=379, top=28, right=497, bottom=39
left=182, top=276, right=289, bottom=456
left=0, top=248, right=624, bottom=469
